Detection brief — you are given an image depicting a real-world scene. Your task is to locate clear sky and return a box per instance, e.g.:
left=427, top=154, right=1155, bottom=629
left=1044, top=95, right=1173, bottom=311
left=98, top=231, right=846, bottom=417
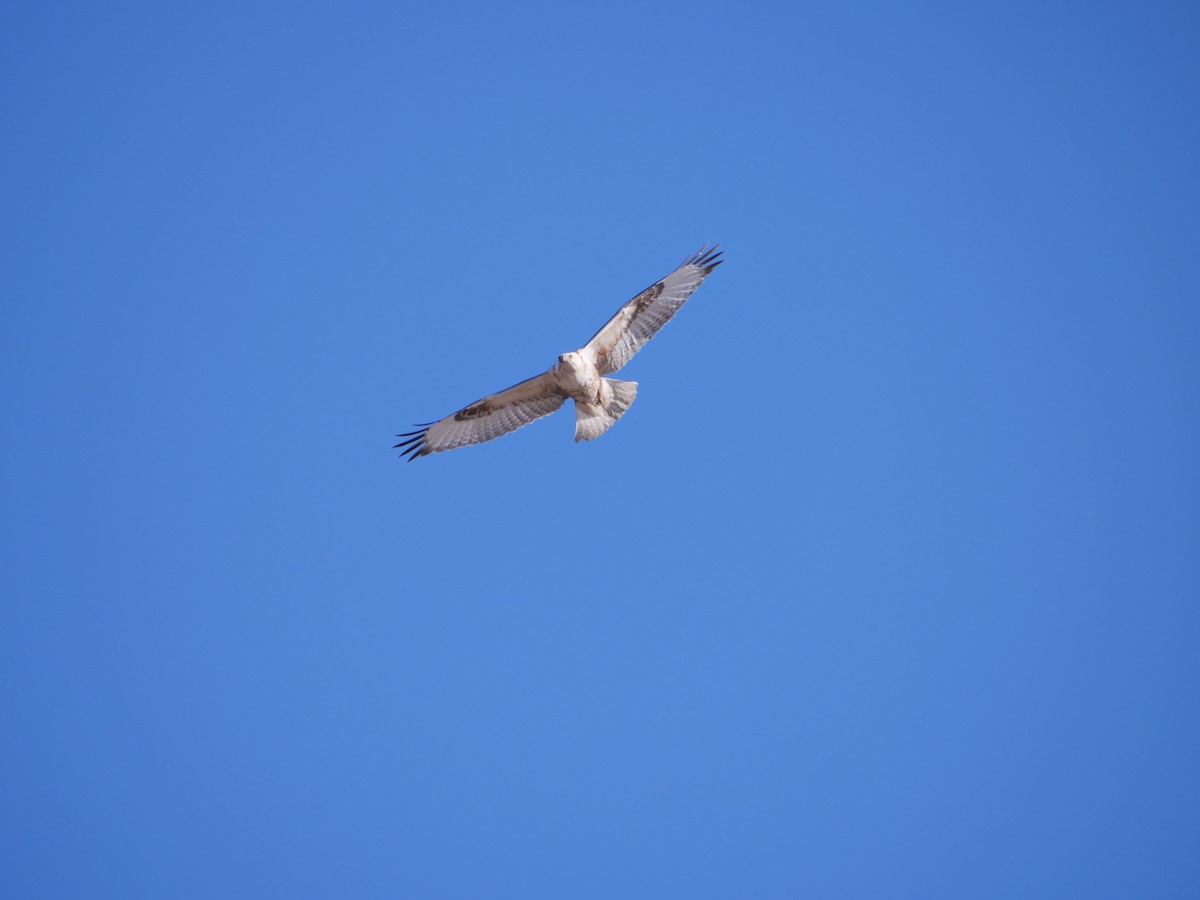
left=3, top=1, right=1198, bottom=897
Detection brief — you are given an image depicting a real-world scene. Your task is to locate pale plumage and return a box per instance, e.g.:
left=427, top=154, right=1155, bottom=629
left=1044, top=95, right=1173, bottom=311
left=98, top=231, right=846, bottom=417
left=396, top=245, right=723, bottom=460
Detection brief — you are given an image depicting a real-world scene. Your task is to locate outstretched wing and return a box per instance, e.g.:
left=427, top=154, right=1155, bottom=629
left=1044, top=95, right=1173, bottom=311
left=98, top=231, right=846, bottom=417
left=582, top=244, right=723, bottom=375
left=395, top=371, right=567, bottom=460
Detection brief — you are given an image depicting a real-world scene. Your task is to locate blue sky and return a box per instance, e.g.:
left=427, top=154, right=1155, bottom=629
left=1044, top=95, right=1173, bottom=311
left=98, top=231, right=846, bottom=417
left=3, top=1, right=1199, bottom=896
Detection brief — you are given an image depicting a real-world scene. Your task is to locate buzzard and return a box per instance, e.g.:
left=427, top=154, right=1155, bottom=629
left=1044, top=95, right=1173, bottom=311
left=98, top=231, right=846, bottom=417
left=396, top=244, right=723, bottom=460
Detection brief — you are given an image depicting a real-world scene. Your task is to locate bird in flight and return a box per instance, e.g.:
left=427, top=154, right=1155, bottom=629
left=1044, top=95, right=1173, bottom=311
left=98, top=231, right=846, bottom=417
left=396, top=244, right=723, bottom=460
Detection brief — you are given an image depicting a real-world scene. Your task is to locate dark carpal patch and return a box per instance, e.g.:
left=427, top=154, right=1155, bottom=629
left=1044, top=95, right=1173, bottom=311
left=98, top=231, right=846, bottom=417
left=454, top=399, right=495, bottom=421
left=634, top=281, right=664, bottom=314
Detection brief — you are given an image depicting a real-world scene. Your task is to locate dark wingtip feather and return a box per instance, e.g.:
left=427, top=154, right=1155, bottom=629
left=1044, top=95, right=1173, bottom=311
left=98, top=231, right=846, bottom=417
left=684, top=243, right=724, bottom=272
left=402, top=443, right=431, bottom=462
left=395, top=425, right=430, bottom=459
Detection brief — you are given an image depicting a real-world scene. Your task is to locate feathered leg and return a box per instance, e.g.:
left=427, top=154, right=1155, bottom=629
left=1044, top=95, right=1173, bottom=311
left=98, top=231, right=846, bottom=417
left=573, top=378, right=638, bottom=442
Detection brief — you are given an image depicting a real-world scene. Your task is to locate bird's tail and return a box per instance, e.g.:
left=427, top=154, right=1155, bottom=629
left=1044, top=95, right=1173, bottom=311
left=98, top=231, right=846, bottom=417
left=574, top=378, right=638, bottom=442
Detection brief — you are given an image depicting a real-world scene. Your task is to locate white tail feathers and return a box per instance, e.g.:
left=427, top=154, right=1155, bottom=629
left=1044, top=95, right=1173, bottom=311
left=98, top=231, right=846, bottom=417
left=574, top=378, right=638, bottom=442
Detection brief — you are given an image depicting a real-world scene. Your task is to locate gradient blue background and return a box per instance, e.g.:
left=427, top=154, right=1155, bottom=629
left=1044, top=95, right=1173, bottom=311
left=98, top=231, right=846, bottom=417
left=3, top=2, right=1199, bottom=896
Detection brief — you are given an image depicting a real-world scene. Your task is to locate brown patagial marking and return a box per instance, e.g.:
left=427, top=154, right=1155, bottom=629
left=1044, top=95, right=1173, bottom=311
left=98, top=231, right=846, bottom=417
left=454, top=399, right=495, bottom=421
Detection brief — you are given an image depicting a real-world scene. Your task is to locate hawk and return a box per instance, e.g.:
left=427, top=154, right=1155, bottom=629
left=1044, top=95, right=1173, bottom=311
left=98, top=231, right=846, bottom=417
left=396, top=244, right=723, bottom=460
